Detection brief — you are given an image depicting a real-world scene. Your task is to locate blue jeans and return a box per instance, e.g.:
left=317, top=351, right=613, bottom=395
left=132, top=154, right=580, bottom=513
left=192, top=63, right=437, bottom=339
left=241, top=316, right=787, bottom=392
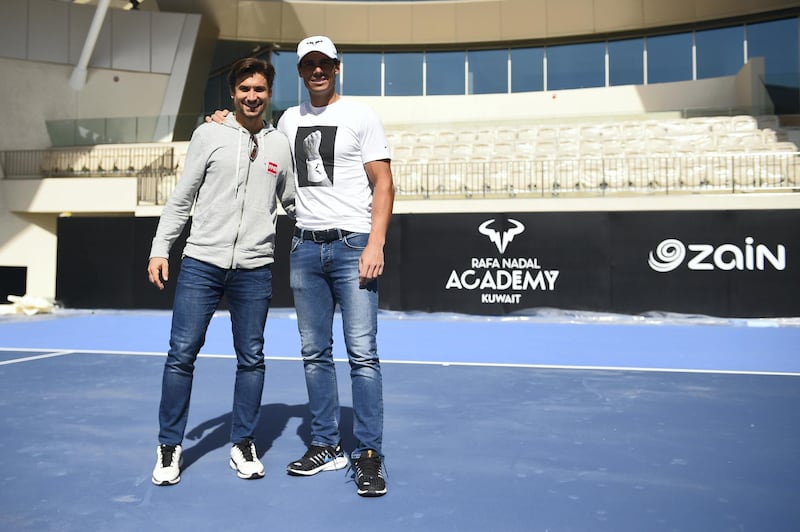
left=158, top=256, right=272, bottom=446
left=290, top=232, right=383, bottom=458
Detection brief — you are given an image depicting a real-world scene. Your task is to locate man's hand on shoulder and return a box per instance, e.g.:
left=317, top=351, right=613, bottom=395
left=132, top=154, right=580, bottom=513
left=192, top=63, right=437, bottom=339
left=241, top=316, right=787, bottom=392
left=204, top=109, right=231, bottom=124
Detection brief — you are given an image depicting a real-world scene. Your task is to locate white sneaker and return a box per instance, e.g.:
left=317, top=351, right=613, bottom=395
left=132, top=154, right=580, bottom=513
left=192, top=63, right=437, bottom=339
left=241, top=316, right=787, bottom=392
left=152, top=444, right=182, bottom=486
left=229, top=438, right=265, bottom=480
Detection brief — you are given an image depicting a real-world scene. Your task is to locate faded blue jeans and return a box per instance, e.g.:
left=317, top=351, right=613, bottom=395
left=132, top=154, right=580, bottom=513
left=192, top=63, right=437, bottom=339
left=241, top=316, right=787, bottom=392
left=290, top=231, right=383, bottom=458
left=158, top=256, right=272, bottom=446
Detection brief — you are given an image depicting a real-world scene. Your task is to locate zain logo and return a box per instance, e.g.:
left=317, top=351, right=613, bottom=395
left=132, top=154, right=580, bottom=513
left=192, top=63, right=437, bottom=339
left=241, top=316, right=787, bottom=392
left=478, top=218, right=525, bottom=254
left=648, top=237, right=786, bottom=272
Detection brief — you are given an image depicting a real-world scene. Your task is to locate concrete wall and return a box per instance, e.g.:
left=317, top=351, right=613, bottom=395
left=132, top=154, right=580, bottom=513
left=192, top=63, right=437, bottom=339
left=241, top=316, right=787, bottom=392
left=0, top=57, right=170, bottom=151
left=0, top=0, right=213, bottom=150
left=0, top=177, right=138, bottom=300
left=156, top=0, right=800, bottom=46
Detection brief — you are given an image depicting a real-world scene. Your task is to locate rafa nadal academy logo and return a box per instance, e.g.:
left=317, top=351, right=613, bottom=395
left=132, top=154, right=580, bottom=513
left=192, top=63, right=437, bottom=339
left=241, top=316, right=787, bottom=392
left=478, top=218, right=525, bottom=254
left=444, top=217, right=560, bottom=305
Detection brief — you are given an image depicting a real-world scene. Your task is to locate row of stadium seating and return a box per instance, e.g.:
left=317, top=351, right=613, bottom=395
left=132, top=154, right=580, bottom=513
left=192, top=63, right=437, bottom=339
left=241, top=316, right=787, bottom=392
left=385, top=114, right=800, bottom=197
left=385, top=115, right=793, bottom=164
left=391, top=151, right=800, bottom=198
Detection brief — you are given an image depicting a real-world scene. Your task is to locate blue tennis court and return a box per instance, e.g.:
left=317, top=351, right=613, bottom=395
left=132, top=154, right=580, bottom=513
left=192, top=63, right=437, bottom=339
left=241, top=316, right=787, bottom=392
left=1, top=309, right=798, bottom=531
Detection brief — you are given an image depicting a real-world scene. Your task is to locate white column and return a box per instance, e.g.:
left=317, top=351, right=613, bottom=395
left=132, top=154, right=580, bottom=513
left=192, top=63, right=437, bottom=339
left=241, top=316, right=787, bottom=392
left=69, top=0, right=111, bottom=91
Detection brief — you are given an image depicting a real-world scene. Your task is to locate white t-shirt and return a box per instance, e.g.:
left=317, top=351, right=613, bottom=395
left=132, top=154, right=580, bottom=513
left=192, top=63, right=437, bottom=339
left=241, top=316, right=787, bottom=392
left=277, top=98, right=390, bottom=233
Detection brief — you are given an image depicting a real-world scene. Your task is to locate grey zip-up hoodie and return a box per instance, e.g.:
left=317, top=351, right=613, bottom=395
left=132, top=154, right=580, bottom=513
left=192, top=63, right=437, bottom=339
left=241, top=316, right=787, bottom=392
left=149, top=114, right=296, bottom=269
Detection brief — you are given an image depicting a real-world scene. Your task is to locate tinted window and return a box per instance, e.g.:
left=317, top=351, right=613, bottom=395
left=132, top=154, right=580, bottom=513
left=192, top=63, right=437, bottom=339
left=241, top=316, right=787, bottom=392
left=547, top=42, right=605, bottom=90
left=271, top=50, right=301, bottom=111
left=747, top=17, right=800, bottom=85
left=385, top=52, right=423, bottom=96
left=203, top=75, right=224, bottom=116
left=468, top=49, right=508, bottom=94
left=342, top=53, right=382, bottom=96
left=511, top=47, right=544, bottom=92
left=609, top=38, right=643, bottom=86
left=647, top=32, right=693, bottom=83
left=696, top=25, right=744, bottom=79
left=426, top=51, right=465, bottom=95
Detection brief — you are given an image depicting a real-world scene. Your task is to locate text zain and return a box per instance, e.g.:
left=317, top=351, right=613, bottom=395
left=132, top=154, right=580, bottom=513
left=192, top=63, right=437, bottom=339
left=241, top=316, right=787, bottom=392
left=688, top=243, right=785, bottom=270
left=649, top=237, right=786, bottom=273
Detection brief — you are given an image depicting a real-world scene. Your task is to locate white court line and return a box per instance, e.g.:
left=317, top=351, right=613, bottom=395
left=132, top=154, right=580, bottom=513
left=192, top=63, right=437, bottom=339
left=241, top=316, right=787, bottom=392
left=0, top=347, right=230, bottom=358
left=0, top=350, right=76, bottom=365
left=0, top=347, right=294, bottom=360
left=1, top=347, right=798, bottom=376
left=382, top=359, right=800, bottom=377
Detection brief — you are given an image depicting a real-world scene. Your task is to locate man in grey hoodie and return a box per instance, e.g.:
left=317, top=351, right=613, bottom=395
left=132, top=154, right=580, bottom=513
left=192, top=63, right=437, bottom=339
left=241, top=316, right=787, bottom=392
left=147, top=57, right=295, bottom=486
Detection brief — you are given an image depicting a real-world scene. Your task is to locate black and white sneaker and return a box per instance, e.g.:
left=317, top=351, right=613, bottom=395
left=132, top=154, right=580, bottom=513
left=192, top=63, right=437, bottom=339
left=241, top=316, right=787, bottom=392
left=152, top=444, right=182, bottom=486
left=353, top=449, right=386, bottom=497
left=229, top=438, right=265, bottom=480
left=286, top=441, right=348, bottom=476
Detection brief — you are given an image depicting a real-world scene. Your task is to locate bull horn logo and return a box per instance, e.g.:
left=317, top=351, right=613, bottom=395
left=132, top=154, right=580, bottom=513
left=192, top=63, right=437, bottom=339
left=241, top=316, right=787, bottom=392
left=478, top=218, right=525, bottom=254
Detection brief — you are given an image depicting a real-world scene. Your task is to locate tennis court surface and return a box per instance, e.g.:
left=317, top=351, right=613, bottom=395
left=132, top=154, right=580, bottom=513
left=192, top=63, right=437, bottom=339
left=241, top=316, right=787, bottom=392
left=1, top=309, right=798, bottom=531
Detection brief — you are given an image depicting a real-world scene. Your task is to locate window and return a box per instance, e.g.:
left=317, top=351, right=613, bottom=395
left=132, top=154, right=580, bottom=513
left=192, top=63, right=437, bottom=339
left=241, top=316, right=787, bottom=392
left=511, top=47, right=544, bottom=92
left=203, top=75, right=224, bottom=116
left=426, top=51, right=465, bottom=95
left=696, top=25, right=744, bottom=79
left=341, top=52, right=382, bottom=96
left=646, top=32, right=693, bottom=83
left=204, top=16, right=799, bottom=108
left=608, top=38, right=644, bottom=86
left=270, top=50, right=301, bottom=112
left=547, top=42, right=605, bottom=90
left=385, top=52, right=423, bottom=96
left=468, top=49, right=508, bottom=94
left=747, top=17, right=800, bottom=86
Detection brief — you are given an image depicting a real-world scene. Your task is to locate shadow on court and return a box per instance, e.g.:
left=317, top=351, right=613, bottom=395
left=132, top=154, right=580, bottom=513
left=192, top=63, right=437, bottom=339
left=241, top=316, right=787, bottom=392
left=180, top=404, right=355, bottom=470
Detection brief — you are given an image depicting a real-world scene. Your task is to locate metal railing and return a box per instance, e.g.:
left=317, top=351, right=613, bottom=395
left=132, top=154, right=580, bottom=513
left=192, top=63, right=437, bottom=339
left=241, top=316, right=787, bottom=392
left=0, top=145, right=177, bottom=206
left=0, top=145, right=174, bottom=179
left=392, top=152, right=800, bottom=198
left=2, top=146, right=798, bottom=206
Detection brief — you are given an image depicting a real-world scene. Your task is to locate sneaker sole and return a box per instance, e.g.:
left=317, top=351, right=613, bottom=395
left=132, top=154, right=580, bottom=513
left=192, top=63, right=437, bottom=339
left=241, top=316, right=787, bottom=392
left=357, top=487, right=387, bottom=497
left=229, top=459, right=265, bottom=480
left=286, top=456, right=349, bottom=476
left=152, top=475, right=180, bottom=486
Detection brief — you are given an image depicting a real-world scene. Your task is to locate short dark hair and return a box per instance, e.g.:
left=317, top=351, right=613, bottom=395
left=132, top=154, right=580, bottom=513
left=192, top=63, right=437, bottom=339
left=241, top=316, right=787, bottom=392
left=228, top=57, right=275, bottom=93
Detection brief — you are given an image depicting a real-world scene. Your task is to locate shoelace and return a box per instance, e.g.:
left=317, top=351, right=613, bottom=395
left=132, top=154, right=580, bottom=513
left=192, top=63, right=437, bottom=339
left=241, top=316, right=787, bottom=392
left=356, top=457, right=382, bottom=480
left=235, top=439, right=255, bottom=461
left=160, top=445, right=175, bottom=467
left=351, top=452, right=386, bottom=482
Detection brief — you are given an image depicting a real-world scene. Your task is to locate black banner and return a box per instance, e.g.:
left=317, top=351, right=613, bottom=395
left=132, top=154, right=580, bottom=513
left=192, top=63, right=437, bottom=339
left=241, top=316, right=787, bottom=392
left=56, top=210, right=800, bottom=317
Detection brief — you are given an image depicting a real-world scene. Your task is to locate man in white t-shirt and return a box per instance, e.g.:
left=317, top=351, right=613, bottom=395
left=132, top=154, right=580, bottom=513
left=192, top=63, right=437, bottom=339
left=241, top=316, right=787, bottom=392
left=280, top=36, right=394, bottom=498
left=209, top=36, right=394, bottom=496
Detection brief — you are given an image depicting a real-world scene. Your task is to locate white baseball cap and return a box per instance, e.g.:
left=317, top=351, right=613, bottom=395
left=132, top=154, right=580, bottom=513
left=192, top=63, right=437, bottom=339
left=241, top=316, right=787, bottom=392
left=296, top=36, right=339, bottom=64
